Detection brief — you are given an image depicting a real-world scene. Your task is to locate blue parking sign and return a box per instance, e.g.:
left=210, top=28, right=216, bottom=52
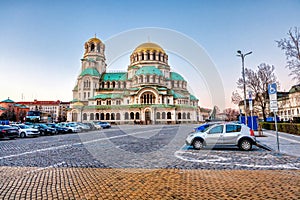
left=268, top=83, right=277, bottom=94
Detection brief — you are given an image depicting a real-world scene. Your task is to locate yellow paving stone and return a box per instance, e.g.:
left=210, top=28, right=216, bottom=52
left=0, top=167, right=299, bottom=199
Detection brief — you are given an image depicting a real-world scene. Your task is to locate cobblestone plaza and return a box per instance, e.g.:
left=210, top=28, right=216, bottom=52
left=0, top=125, right=299, bottom=199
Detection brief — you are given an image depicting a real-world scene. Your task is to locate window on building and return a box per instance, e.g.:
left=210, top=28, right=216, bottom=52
left=111, top=113, right=115, bottom=120
left=106, top=113, right=110, bottom=120
left=116, top=113, right=121, bottom=120
left=167, top=112, right=171, bottom=119
left=96, top=113, right=100, bottom=120
left=100, top=113, right=104, bottom=120
left=107, top=100, right=111, bottom=105
left=83, top=113, right=87, bottom=121
left=125, top=112, right=129, bottom=120
left=130, top=112, right=134, bottom=120
left=135, top=112, right=140, bottom=120
left=162, top=112, right=166, bottom=119
left=90, top=113, right=94, bottom=120
left=156, top=112, right=160, bottom=119
left=187, top=113, right=191, bottom=119
left=178, top=113, right=181, bottom=120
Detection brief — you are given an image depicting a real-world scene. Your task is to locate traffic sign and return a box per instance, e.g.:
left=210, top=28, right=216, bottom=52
left=268, top=83, right=277, bottom=94
left=270, top=100, right=278, bottom=112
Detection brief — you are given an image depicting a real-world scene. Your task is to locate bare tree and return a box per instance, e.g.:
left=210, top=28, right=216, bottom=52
left=224, top=108, right=239, bottom=121
left=236, top=63, right=277, bottom=121
left=276, top=27, right=300, bottom=83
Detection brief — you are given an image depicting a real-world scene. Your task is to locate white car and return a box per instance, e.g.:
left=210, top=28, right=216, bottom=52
left=11, top=124, right=40, bottom=138
left=57, top=123, right=80, bottom=133
left=186, top=123, right=256, bottom=151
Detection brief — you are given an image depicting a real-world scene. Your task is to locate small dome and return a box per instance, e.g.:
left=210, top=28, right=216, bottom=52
left=133, top=42, right=165, bottom=54
left=87, top=37, right=102, bottom=44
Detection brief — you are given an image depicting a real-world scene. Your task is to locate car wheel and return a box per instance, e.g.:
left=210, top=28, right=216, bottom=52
left=192, top=139, right=203, bottom=150
left=239, top=139, right=252, bottom=151
left=20, top=132, right=26, bottom=138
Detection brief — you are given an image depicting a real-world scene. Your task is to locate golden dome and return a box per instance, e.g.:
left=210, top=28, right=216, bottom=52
left=87, top=37, right=101, bottom=44
left=133, top=42, right=165, bottom=54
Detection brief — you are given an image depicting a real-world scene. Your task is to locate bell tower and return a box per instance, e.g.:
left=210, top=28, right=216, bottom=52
left=81, top=36, right=106, bottom=74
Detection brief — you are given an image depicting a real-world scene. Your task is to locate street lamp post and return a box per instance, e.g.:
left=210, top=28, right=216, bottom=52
left=237, top=50, right=252, bottom=126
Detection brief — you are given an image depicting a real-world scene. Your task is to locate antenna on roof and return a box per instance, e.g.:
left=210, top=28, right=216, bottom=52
left=94, top=33, right=97, bottom=38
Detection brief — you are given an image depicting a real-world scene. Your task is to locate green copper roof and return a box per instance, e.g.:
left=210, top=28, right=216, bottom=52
left=80, top=68, right=100, bottom=77
left=71, top=99, right=79, bottom=103
left=170, top=72, right=185, bottom=81
left=135, top=66, right=163, bottom=76
left=157, top=87, right=168, bottom=91
left=0, top=106, right=6, bottom=110
left=289, top=84, right=300, bottom=93
left=101, top=73, right=127, bottom=81
left=173, top=92, right=187, bottom=99
left=1, top=98, right=14, bottom=103
left=190, top=94, right=198, bottom=100
left=93, top=93, right=123, bottom=99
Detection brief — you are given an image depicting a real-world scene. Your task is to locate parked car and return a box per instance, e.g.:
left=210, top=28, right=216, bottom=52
left=83, top=122, right=98, bottom=131
left=193, top=122, right=220, bottom=132
left=96, top=122, right=111, bottom=129
left=0, top=125, right=19, bottom=139
left=46, top=123, right=69, bottom=134
left=11, top=124, right=40, bottom=138
left=186, top=123, right=256, bottom=151
left=33, top=124, right=57, bottom=136
left=57, top=123, right=80, bottom=133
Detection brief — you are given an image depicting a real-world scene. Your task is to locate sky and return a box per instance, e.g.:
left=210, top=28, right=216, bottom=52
left=0, top=0, right=299, bottom=110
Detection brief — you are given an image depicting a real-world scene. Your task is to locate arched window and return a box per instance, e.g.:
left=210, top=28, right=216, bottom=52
left=167, top=112, right=171, bottom=119
left=116, top=113, right=121, bottom=120
left=162, top=112, right=166, bottom=119
left=107, top=82, right=110, bottom=88
left=178, top=113, right=182, bottom=120
left=96, top=113, right=100, bottom=120
left=91, top=43, right=95, bottom=51
left=83, top=113, right=87, bottom=120
left=183, top=113, right=186, bottom=119
left=146, top=75, right=150, bottom=83
left=187, top=113, right=191, bottom=119
left=140, top=92, right=156, bottom=104
left=135, top=112, right=140, bottom=120
left=90, top=113, right=94, bottom=120
left=100, top=113, right=105, bottom=120
left=125, top=112, right=129, bottom=120
left=111, top=113, right=115, bottom=120
left=101, top=82, right=105, bottom=88
left=130, top=112, right=135, bottom=120
left=106, top=113, right=110, bottom=120
left=156, top=112, right=160, bottom=119
left=112, top=81, right=116, bottom=88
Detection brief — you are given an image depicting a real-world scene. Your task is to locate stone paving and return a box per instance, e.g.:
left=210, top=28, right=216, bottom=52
left=0, top=167, right=299, bottom=199
left=0, top=125, right=299, bottom=199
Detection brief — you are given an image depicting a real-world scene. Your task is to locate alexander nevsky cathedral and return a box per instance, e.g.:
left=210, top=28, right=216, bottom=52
left=67, top=37, right=200, bottom=124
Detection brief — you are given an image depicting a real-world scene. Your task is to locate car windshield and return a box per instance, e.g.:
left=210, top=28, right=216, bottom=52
left=19, top=125, right=30, bottom=129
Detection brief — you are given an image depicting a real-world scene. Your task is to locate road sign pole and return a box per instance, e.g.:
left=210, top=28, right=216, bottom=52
left=274, top=111, right=279, bottom=152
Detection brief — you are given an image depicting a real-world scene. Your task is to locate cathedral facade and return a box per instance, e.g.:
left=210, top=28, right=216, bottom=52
left=68, top=37, right=200, bottom=124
